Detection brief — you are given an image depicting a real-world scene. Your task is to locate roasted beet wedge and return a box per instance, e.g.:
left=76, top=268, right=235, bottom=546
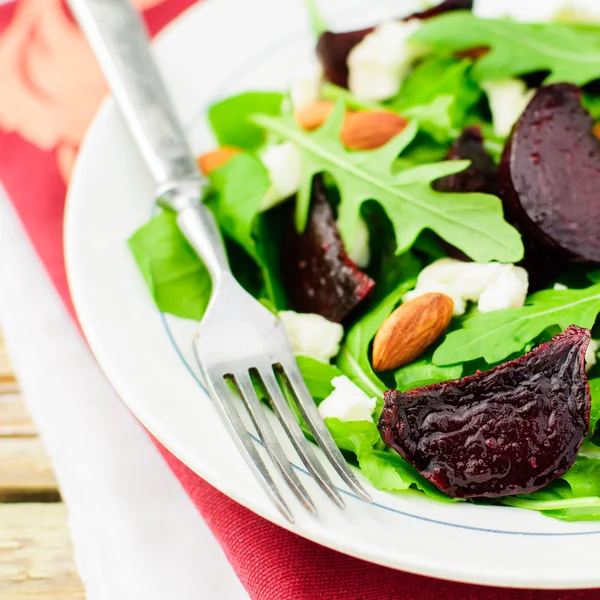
left=434, top=127, right=499, bottom=196
left=316, top=28, right=374, bottom=88
left=406, top=0, right=473, bottom=20
left=379, top=326, right=592, bottom=499
left=281, top=176, right=375, bottom=322
left=500, top=84, right=600, bottom=265
left=316, top=0, right=472, bottom=88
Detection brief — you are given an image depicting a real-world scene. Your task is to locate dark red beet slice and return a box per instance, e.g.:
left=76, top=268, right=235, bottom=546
left=281, top=176, right=375, bottom=322
left=499, top=83, right=600, bottom=265
left=406, top=0, right=472, bottom=20
left=316, top=0, right=472, bottom=88
left=434, top=127, right=499, bottom=196
left=316, top=28, right=374, bottom=88
left=378, top=326, right=592, bottom=499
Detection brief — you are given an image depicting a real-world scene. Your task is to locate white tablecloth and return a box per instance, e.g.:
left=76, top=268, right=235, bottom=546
left=0, top=190, right=250, bottom=599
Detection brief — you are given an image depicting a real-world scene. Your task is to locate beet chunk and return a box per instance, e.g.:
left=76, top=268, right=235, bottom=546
left=281, top=176, right=375, bottom=322
left=499, top=83, right=600, bottom=265
left=379, top=326, right=592, bottom=499
left=316, top=28, right=374, bottom=88
left=434, top=127, right=499, bottom=196
left=316, top=0, right=472, bottom=88
left=406, top=0, right=473, bottom=20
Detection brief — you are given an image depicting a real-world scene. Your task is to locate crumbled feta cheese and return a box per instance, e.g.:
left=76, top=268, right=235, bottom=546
left=404, top=258, right=529, bottom=316
left=347, top=20, right=428, bottom=102
left=318, top=376, right=377, bottom=422
left=482, top=79, right=536, bottom=138
left=344, top=217, right=371, bottom=268
left=279, top=311, right=344, bottom=363
left=474, top=0, right=600, bottom=22
left=290, top=61, right=323, bottom=110
left=554, top=283, right=569, bottom=291
left=477, top=264, right=529, bottom=313
left=586, top=339, right=599, bottom=372
left=260, top=142, right=302, bottom=211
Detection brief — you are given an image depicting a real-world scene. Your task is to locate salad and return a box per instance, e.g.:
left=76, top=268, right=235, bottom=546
left=129, top=0, right=600, bottom=520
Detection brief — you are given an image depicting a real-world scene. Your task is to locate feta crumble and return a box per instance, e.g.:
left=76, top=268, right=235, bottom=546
left=586, top=339, right=599, bottom=372
left=347, top=20, right=428, bottom=102
left=344, top=216, right=371, bottom=268
left=260, top=142, right=302, bottom=211
left=404, top=258, right=529, bottom=316
left=279, top=311, right=344, bottom=363
left=290, top=61, right=324, bottom=110
left=482, top=79, right=535, bottom=138
left=318, top=376, right=377, bottom=422
left=478, top=264, right=530, bottom=313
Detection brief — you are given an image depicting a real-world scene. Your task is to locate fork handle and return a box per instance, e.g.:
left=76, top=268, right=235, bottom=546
left=69, top=0, right=231, bottom=278
left=68, top=0, right=198, bottom=191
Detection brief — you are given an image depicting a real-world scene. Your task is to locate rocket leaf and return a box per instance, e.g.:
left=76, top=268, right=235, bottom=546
left=253, top=103, right=523, bottom=263
left=434, top=284, right=600, bottom=366
left=412, top=13, right=600, bottom=86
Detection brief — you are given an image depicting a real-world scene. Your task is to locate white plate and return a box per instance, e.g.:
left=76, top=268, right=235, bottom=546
left=65, top=0, right=600, bottom=589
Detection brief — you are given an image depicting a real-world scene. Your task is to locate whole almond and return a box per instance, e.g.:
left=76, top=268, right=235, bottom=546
left=197, top=147, right=242, bottom=176
left=341, top=111, right=408, bottom=150
left=295, top=100, right=337, bottom=131
left=372, top=293, right=454, bottom=372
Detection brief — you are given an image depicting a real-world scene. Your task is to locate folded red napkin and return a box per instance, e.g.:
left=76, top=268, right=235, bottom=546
left=0, top=1, right=597, bottom=598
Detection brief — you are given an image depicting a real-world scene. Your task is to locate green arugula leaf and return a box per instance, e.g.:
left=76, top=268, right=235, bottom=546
left=357, top=450, right=452, bottom=500
left=395, top=358, right=463, bottom=391
left=433, top=283, right=600, bottom=366
left=563, top=454, right=600, bottom=498
left=583, top=94, right=600, bottom=120
left=588, top=270, right=600, bottom=283
left=303, top=0, right=327, bottom=36
left=255, top=212, right=288, bottom=310
left=128, top=212, right=211, bottom=320
left=209, top=153, right=270, bottom=263
left=209, top=92, right=283, bottom=150
left=502, top=487, right=600, bottom=521
left=296, top=356, right=342, bottom=401
left=412, top=14, right=600, bottom=86
left=387, top=56, right=482, bottom=136
left=324, top=418, right=381, bottom=455
left=253, top=104, right=523, bottom=263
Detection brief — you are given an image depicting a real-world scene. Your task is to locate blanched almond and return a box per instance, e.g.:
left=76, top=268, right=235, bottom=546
left=295, top=100, right=337, bottom=131
left=372, top=293, right=454, bottom=372
left=341, top=111, right=408, bottom=150
left=197, top=147, right=242, bottom=175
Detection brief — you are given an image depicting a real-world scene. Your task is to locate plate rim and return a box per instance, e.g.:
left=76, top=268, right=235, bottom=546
left=64, top=0, right=600, bottom=589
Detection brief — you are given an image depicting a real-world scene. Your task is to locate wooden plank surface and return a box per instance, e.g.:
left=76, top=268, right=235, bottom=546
left=0, top=331, right=85, bottom=598
left=0, top=394, right=37, bottom=437
left=0, top=504, right=85, bottom=599
left=0, top=438, right=59, bottom=502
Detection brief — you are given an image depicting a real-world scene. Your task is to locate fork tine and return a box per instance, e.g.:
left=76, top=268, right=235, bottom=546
left=279, top=362, right=372, bottom=503
left=258, top=366, right=344, bottom=508
left=203, top=372, right=295, bottom=523
left=231, top=372, right=316, bottom=515
left=257, top=368, right=345, bottom=509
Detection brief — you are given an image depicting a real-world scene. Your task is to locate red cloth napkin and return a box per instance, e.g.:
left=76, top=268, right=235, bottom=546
left=0, top=1, right=598, bottom=598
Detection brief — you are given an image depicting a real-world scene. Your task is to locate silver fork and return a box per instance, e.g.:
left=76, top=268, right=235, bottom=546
left=70, top=0, right=371, bottom=522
